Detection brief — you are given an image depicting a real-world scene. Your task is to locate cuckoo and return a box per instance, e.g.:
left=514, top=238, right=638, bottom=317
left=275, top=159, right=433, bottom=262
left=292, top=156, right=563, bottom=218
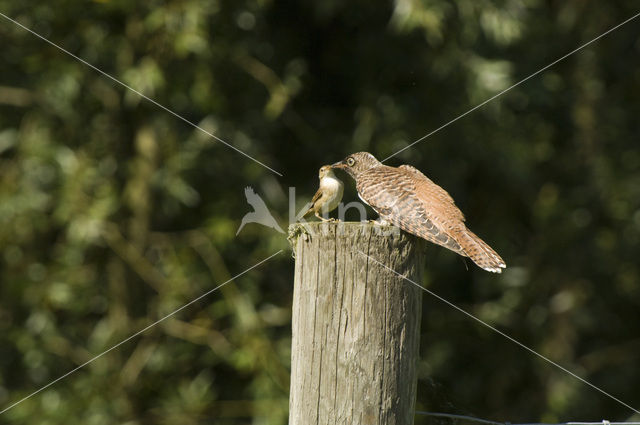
left=332, top=152, right=506, bottom=273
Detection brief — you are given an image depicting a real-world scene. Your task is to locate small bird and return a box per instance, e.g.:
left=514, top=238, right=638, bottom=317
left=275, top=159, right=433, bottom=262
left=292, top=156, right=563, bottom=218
left=332, top=152, right=506, bottom=273
left=236, top=186, right=284, bottom=235
left=304, top=165, right=344, bottom=222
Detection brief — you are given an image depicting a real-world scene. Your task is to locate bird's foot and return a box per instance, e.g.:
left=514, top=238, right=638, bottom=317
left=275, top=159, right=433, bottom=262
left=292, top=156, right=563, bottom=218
left=316, top=213, right=338, bottom=222
left=369, top=217, right=391, bottom=226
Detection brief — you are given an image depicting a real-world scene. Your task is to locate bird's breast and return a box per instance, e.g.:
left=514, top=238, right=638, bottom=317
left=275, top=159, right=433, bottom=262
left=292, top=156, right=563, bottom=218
left=321, top=177, right=343, bottom=193
left=320, top=177, right=344, bottom=211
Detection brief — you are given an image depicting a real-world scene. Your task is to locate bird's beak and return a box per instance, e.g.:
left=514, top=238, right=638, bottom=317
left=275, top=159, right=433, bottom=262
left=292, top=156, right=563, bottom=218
left=331, top=160, right=346, bottom=169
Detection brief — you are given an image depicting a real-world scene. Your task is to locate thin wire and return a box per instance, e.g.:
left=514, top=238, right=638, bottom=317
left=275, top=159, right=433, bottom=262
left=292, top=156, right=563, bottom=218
left=358, top=251, right=640, bottom=415
left=381, top=10, right=640, bottom=163
left=414, top=411, right=640, bottom=425
left=0, top=250, right=283, bottom=415
left=415, top=411, right=503, bottom=425
left=0, top=12, right=283, bottom=177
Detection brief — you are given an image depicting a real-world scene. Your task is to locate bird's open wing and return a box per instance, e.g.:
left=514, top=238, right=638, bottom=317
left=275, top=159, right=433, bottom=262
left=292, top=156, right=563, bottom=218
left=356, top=167, right=464, bottom=254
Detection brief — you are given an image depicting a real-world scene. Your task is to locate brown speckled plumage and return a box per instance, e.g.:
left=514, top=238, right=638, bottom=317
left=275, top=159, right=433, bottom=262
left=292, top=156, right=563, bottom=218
left=333, top=152, right=506, bottom=273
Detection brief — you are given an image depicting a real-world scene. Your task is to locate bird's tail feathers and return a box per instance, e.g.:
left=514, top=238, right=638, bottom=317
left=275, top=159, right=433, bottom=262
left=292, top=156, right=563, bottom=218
left=456, top=229, right=506, bottom=273
left=302, top=204, right=314, bottom=217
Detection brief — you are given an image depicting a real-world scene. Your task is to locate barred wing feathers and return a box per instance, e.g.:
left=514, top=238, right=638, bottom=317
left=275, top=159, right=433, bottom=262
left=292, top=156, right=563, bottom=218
left=357, top=165, right=505, bottom=273
left=356, top=167, right=465, bottom=256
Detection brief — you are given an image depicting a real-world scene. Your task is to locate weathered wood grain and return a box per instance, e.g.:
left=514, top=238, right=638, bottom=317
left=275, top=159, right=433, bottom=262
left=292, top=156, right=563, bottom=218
left=288, top=222, right=423, bottom=425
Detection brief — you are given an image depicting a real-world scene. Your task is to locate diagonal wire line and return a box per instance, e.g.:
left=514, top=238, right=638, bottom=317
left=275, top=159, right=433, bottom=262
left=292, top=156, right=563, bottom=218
left=358, top=250, right=640, bottom=415
left=0, top=11, right=283, bottom=177
left=0, top=250, right=283, bottom=416
left=414, top=412, right=640, bottom=425
left=381, top=10, right=640, bottom=163
left=415, top=411, right=504, bottom=425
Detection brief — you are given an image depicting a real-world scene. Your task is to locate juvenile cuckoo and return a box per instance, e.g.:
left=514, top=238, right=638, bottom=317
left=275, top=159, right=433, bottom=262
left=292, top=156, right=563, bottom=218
left=332, top=152, right=506, bottom=273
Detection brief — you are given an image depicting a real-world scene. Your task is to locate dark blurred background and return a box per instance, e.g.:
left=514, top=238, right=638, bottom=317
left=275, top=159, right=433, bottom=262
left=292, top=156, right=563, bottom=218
left=1, top=0, right=639, bottom=423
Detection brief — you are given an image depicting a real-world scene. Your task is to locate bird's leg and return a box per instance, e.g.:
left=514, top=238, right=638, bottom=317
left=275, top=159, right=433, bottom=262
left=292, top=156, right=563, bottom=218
left=369, top=216, right=391, bottom=226
left=315, top=211, right=331, bottom=222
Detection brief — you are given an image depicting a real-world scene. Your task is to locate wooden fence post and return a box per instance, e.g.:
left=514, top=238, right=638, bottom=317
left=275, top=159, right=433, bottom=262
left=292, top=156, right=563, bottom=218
left=288, top=222, right=423, bottom=425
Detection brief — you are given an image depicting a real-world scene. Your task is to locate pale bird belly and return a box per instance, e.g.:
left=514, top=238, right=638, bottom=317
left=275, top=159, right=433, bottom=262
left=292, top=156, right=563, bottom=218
left=320, top=178, right=344, bottom=212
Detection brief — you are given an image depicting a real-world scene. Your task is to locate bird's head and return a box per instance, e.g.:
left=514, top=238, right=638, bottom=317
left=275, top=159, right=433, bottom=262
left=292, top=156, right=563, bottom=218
left=318, top=165, right=333, bottom=179
left=332, top=152, right=381, bottom=179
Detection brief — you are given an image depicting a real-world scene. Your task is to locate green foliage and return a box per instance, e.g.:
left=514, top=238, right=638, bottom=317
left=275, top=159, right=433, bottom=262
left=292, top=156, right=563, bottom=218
left=1, top=0, right=639, bottom=423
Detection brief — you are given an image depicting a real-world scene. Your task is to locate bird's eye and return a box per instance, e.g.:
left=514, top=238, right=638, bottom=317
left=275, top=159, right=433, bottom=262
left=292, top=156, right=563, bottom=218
left=347, top=157, right=355, bottom=166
